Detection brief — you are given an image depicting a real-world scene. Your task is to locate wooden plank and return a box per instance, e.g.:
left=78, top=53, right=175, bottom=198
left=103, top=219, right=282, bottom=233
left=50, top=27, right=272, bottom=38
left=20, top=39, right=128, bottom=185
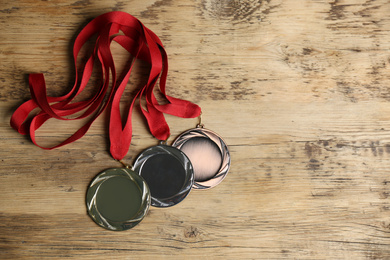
left=1, top=0, right=390, bottom=258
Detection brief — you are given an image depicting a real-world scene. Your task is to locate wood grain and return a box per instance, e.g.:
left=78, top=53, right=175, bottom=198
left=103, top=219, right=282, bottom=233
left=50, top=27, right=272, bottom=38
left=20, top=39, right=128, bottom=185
left=2, top=0, right=390, bottom=259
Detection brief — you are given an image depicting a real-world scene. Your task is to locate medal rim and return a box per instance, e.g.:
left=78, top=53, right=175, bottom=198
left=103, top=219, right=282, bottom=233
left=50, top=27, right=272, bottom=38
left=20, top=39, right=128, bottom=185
left=172, top=127, right=230, bottom=190
left=86, top=167, right=151, bottom=231
left=133, top=145, right=194, bottom=208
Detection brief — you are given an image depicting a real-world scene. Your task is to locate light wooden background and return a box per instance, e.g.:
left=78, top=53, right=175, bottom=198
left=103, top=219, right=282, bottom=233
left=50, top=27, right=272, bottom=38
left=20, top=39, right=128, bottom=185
left=2, top=0, right=390, bottom=259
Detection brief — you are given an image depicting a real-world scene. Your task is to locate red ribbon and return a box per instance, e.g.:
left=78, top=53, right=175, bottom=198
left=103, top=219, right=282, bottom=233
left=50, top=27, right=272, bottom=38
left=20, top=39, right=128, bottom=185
left=10, top=11, right=201, bottom=160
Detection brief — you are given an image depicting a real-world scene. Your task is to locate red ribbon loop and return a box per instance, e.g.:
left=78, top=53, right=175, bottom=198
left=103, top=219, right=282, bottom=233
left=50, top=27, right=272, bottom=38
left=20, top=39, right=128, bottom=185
left=10, top=11, right=201, bottom=160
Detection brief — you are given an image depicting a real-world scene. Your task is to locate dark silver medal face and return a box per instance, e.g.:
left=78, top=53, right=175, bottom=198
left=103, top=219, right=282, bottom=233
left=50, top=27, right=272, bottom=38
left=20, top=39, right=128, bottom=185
left=133, top=145, right=194, bottom=207
left=86, top=168, right=151, bottom=231
left=172, top=127, right=230, bottom=190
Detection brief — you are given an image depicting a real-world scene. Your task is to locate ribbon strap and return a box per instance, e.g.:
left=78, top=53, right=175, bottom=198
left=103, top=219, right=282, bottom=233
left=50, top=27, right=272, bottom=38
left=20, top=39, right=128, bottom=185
left=10, top=11, right=201, bottom=160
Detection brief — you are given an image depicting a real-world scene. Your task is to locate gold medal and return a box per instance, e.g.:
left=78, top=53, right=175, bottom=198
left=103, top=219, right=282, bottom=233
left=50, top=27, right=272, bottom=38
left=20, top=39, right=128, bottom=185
left=86, top=168, right=151, bottom=231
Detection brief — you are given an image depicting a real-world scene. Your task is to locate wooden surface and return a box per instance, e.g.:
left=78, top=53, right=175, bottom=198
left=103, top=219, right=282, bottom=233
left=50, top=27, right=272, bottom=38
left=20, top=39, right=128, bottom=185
left=2, top=0, right=390, bottom=259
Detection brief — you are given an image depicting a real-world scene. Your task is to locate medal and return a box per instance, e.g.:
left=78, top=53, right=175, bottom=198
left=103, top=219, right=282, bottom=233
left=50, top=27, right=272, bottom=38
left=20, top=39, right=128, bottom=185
left=133, top=144, right=194, bottom=207
left=10, top=11, right=229, bottom=231
left=172, top=118, right=230, bottom=190
left=86, top=168, right=150, bottom=231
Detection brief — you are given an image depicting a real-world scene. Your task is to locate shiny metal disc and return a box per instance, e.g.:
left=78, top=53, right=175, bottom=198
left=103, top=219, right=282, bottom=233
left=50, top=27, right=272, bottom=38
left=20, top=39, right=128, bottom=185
left=172, top=127, right=230, bottom=190
left=133, top=145, right=194, bottom=207
left=86, top=168, right=151, bottom=231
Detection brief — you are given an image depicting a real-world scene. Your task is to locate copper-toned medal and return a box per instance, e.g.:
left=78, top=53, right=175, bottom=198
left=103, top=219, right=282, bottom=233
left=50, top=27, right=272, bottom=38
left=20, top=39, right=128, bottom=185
left=172, top=124, right=230, bottom=190
left=133, top=145, right=194, bottom=207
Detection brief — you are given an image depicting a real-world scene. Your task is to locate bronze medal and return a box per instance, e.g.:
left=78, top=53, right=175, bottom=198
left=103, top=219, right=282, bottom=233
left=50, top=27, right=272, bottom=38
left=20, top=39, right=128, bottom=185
left=172, top=125, right=230, bottom=190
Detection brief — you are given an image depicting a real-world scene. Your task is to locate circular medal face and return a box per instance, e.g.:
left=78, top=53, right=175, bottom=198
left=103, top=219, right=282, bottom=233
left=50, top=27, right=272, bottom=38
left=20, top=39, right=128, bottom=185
left=86, top=168, right=151, bottom=231
left=133, top=145, right=194, bottom=207
left=172, top=128, right=230, bottom=190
